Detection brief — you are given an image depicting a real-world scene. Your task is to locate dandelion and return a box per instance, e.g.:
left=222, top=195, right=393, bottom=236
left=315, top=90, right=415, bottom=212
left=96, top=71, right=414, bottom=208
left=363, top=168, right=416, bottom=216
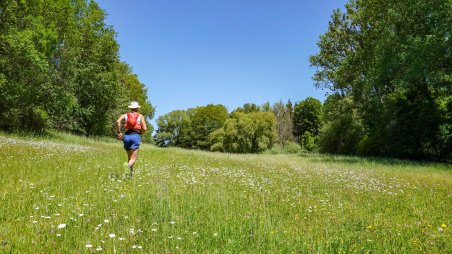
left=213, top=233, right=218, bottom=237
left=57, top=223, right=66, bottom=229
left=109, top=233, right=115, bottom=238
left=367, top=225, right=373, bottom=229
left=441, top=224, right=447, bottom=229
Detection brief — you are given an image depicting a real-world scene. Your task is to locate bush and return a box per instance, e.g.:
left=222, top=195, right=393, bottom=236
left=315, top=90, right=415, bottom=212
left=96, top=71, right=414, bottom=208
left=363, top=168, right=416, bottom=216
left=210, top=142, right=224, bottom=152
left=301, top=131, right=316, bottom=152
left=265, top=144, right=283, bottom=154
left=283, top=142, right=302, bottom=154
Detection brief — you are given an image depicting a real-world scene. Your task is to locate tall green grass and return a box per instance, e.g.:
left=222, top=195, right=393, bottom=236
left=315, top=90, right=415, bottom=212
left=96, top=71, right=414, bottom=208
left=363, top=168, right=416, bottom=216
left=0, top=132, right=450, bottom=253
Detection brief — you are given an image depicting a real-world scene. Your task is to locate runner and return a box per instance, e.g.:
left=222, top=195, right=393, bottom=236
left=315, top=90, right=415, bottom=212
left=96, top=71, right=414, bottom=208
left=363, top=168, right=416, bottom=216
left=116, top=101, right=147, bottom=176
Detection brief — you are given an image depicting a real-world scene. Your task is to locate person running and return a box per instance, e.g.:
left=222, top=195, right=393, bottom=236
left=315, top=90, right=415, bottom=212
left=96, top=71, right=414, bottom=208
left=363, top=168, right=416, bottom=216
left=116, top=101, right=147, bottom=176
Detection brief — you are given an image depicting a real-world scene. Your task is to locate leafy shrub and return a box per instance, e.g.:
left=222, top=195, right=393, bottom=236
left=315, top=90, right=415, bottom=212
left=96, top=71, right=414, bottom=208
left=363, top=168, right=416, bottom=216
left=301, top=131, right=316, bottom=152
left=283, top=142, right=302, bottom=154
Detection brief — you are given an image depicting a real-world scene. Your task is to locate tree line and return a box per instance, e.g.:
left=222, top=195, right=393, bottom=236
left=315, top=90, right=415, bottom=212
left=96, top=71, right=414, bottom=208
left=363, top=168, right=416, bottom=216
left=0, top=0, right=154, bottom=136
left=154, top=99, right=323, bottom=154
left=310, top=0, right=450, bottom=161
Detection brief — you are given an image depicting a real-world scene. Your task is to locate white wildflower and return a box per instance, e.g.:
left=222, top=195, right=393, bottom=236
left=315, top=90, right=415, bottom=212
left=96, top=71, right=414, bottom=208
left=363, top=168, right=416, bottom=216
left=57, top=223, right=66, bottom=229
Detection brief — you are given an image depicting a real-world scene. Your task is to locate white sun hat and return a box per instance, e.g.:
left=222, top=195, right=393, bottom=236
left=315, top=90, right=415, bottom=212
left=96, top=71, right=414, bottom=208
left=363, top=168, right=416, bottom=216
left=128, top=101, right=141, bottom=109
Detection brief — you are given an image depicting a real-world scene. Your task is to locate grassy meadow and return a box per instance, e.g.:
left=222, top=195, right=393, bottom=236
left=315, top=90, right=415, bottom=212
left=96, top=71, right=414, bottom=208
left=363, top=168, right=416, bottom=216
left=0, top=132, right=451, bottom=253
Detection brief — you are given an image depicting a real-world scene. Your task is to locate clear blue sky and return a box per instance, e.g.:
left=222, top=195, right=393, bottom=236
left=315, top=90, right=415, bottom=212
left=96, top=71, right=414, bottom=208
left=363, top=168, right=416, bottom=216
left=96, top=0, right=347, bottom=124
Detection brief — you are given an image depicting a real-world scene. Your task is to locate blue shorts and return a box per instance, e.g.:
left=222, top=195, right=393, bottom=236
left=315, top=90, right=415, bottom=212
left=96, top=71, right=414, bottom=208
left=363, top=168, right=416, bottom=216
left=123, top=133, right=141, bottom=151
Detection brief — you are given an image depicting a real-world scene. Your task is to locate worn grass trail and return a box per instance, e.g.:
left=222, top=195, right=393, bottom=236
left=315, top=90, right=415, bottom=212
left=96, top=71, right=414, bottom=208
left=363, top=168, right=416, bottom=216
left=0, top=133, right=451, bottom=253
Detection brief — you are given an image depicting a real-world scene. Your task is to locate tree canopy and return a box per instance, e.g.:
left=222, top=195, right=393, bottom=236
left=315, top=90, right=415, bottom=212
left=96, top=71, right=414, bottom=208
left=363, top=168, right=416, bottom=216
left=310, top=0, right=451, bottom=161
left=0, top=0, right=154, bottom=136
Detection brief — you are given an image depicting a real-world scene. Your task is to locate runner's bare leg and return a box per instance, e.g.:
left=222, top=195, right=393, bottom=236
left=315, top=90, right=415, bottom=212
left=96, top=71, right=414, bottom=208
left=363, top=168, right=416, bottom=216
left=127, top=149, right=139, bottom=176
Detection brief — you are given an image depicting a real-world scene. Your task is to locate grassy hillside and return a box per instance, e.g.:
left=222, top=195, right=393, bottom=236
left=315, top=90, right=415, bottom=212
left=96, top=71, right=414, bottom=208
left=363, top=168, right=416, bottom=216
left=0, top=133, right=450, bottom=253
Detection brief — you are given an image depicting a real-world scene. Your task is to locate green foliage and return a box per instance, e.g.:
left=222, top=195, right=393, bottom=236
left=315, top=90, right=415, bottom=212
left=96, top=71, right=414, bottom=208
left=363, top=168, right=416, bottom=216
left=208, top=128, right=224, bottom=152
left=293, top=97, right=322, bottom=143
left=301, top=131, right=316, bottom=152
left=0, top=0, right=154, bottom=137
left=214, top=111, right=278, bottom=153
left=318, top=95, right=364, bottom=154
left=190, top=104, right=229, bottom=150
left=310, top=0, right=451, bottom=161
left=154, top=110, right=190, bottom=147
left=283, top=142, right=302, bottom=154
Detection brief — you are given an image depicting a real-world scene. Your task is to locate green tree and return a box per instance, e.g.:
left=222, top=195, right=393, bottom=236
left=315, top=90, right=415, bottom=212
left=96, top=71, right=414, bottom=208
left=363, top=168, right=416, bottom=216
left=318, top=94, right=364, bottom=154
left=293, top=97, right=322, bottom=144
left=154, top=110, right=189, bottom=147
left=310, top=0, right=451, bottom=160
left=213, top=111, right=277, bottom=153
left=191, top=104, right=229, bottom=150
left=0, top=0, right=154, bottom=136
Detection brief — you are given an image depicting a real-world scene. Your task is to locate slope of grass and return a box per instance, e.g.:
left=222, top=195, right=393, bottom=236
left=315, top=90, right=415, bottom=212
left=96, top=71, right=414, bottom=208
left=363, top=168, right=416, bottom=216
left=0, top=132, right=450, bottom=253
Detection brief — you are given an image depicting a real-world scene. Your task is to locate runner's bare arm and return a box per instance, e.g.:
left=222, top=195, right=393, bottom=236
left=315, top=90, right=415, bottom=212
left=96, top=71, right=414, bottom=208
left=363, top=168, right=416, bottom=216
left=116, top=114, right=125, bottom=133
left=140, top=115, right=148, bottom=133
left=116, top=114, right=126, bottom=140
